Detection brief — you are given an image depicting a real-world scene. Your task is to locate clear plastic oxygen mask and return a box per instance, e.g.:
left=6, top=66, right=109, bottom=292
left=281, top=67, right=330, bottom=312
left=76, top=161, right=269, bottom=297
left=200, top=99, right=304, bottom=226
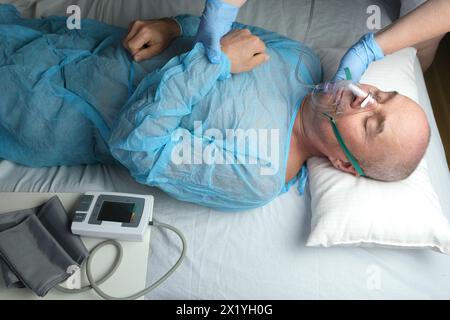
left=309, top=80, right=378, bottom=117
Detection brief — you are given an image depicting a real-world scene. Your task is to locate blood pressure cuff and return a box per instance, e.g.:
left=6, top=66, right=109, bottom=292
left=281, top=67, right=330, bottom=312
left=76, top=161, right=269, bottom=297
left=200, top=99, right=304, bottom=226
left=0, top=196, right=89, bottom=297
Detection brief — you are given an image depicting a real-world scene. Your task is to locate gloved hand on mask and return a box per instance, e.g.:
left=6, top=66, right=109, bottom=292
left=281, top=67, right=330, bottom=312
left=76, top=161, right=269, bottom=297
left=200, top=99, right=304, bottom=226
left=195, top=0, right=240, bottom=64
left=332, top=33, right=385, bottom=82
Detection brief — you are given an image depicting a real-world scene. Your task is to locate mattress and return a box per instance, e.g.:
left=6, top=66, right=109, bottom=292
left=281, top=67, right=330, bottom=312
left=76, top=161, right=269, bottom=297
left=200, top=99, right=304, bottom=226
left=1, top=0, right=450, bottom=299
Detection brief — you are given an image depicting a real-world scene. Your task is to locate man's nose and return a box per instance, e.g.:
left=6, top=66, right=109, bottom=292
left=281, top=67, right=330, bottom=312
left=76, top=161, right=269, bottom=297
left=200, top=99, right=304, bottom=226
left=347, top=84, right=378, bottom=110
left=339, top=90, right=362, bottom=111
left=350, top=95, right=366, bottom=109
left=350, top=93, right=378, bottom=110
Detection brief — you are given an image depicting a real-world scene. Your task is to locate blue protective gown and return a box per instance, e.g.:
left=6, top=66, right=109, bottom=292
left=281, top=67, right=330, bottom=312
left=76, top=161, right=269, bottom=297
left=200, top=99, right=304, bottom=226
left=0, top=5, right=322, bottom=211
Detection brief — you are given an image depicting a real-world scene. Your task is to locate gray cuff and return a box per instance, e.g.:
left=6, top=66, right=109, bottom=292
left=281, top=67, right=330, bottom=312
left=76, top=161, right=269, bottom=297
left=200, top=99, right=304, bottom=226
left=0, top=196, right=89, bottom=297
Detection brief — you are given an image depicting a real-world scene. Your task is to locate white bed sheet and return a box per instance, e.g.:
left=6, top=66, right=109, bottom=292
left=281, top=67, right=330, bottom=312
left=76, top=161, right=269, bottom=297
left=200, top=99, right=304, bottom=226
left=1, top=0, right=449, bottom=299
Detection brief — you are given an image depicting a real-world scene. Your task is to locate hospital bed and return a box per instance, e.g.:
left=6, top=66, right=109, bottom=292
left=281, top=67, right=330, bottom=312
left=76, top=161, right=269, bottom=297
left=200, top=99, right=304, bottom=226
left=1, top=0, right=450, bottom=299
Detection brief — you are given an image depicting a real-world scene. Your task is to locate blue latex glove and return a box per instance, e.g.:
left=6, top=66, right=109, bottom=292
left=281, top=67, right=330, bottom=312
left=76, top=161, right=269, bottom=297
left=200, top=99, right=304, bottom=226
left=195, top=0, right=239, bottom=64
left=332, top=33, right=384, bottom=82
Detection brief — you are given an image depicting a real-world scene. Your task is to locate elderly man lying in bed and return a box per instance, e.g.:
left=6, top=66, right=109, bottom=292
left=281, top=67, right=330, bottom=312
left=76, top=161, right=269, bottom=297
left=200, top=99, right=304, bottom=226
left=0, top=7, right=430, bottom=211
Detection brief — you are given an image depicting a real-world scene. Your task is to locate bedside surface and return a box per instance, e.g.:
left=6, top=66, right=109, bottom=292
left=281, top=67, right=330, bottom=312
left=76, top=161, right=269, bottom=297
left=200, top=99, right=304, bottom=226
left=0, top=193, right=151, bottom=300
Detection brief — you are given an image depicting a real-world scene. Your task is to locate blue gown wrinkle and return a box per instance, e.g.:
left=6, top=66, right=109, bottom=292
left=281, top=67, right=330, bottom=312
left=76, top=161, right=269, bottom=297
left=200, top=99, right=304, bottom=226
left=0, top=5, right=322, bottom=210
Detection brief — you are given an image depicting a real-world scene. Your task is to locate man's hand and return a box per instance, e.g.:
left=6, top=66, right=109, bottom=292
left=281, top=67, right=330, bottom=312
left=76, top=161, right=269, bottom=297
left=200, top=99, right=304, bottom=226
left=123, top=18, right=181, bottom=62
left=221, top=29, right=270, bottom=74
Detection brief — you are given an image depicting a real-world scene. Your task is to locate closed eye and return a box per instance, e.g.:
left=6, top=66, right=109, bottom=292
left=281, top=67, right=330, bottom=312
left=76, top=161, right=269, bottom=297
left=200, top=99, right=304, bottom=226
left=364, top=114, right=371, bottom=136
left=364, top=112, right=385, bottom=138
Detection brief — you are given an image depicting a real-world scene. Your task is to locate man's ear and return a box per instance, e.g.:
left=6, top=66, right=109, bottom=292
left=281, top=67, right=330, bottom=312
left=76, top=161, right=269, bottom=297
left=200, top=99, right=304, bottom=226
left=329, top=157, right=359, bottom=176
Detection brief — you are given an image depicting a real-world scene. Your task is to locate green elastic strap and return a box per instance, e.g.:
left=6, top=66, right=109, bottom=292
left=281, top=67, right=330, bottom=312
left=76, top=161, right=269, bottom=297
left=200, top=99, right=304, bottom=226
left=345, top=67, right=352, bottom=81
left=323, top=113, right=366, bottom=177
left=341, top=67, right=365, bottom=175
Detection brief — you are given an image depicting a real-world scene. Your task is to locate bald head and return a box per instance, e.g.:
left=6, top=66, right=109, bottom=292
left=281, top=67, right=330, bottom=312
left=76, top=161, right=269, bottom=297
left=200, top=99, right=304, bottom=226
left=361, top=96, right=431, bottom=182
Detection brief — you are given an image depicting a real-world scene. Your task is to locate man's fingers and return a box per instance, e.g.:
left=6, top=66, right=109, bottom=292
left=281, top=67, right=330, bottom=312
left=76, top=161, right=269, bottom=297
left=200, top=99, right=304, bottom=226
left=123, top=21, right=143, bottom=50
left=251, top=53, right=270, bottom=68
left=134, top=44, right=164, bottom=62
left=251, top=36, right=266, bottom=54
left=127, top=29, right=153, bottom=55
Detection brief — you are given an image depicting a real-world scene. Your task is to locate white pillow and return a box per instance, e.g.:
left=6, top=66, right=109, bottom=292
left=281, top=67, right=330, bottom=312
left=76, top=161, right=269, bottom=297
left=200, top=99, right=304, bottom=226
left=306, top=48, right=450, bottom=255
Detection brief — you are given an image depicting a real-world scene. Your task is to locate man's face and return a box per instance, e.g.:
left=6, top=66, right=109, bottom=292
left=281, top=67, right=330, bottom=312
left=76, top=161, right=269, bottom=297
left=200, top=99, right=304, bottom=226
left=304, top=84, right=428, bottom=176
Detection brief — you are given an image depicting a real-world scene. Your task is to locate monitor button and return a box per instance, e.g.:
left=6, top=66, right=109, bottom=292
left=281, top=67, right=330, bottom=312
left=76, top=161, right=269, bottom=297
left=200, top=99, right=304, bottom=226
left=74, top=212, right=87, bottom=223
left=77, top=195, right=94, bottom=212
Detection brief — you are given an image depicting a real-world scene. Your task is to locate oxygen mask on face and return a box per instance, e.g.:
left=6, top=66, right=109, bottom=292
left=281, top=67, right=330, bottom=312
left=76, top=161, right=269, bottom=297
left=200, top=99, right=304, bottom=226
left=310, top=80, right=378, bottom=117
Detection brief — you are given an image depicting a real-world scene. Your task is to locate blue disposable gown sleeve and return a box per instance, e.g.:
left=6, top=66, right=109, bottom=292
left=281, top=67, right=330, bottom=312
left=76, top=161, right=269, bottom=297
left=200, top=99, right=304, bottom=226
left=109, top=42, right=231, bottom=169
left=109, top=43, right=270, bottom=210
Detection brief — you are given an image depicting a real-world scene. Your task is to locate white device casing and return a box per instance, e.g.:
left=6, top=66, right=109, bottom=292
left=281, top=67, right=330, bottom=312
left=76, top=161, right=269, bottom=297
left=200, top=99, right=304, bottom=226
left=71, top=192, right=154, bottom=242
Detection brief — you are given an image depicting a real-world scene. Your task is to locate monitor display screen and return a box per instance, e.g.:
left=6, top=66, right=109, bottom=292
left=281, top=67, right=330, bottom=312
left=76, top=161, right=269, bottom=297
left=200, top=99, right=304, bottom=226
left=97, top=201, right=134, bottom=223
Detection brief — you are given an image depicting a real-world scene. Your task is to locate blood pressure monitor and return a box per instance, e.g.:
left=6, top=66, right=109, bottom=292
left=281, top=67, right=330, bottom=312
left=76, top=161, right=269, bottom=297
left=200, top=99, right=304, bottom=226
left=71, top=192, right=154, bottom=242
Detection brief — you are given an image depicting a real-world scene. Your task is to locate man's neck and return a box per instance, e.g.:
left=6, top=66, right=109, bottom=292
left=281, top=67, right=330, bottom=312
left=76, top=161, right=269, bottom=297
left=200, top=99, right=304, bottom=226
left=285, top=96, right=320, bottom=182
